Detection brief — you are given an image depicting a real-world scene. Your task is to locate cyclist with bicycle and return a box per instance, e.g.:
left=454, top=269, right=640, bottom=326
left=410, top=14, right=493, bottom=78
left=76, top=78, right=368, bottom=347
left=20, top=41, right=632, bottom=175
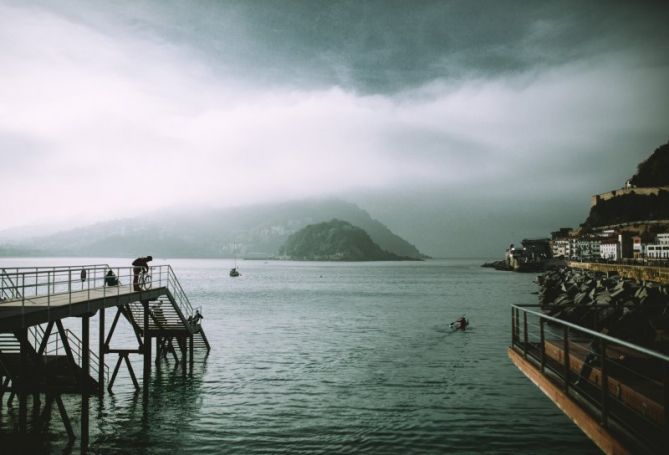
left=132, top=255, right=153, bottom=291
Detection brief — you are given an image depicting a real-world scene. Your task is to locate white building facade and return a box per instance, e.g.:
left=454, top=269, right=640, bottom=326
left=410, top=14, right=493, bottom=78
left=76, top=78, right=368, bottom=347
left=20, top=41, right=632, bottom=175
left=575, top=237, right=601, bottom=260
left=551, top=238, right=571, bottom=258
left=645, top=233, right=669, bottom=259
left=599, top=240, right=619, bottom=261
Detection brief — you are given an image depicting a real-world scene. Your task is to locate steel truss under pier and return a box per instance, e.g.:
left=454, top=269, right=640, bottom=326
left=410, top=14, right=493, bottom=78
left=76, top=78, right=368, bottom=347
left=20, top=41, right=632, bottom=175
left=0, top=264, right=210, bottom=453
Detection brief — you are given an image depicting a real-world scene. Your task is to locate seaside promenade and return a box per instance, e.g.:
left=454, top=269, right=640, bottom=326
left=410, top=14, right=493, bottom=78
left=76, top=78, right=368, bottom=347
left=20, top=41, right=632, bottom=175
left=568, top=261, right=669, bottom=285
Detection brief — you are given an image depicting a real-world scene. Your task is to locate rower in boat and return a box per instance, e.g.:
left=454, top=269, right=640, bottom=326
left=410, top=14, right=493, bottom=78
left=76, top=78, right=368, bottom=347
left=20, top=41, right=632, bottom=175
left=450, top=316, right=469, bottom=331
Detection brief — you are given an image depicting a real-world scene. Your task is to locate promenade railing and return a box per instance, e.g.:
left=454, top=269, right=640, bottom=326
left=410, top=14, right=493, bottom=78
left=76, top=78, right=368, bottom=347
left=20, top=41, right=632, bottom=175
left=511, top=304, right=668, bottom=453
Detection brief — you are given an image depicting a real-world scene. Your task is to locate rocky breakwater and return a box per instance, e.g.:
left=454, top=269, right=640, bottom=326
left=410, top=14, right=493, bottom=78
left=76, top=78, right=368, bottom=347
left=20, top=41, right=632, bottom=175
left=481, top=260, right=510, bottom=271
left=538, top=268, right=669, bottom=352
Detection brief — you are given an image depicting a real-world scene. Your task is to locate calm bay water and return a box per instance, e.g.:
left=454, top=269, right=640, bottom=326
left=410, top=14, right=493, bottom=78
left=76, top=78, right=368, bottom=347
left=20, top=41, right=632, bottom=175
left=1, top=258, right=598, bottom=454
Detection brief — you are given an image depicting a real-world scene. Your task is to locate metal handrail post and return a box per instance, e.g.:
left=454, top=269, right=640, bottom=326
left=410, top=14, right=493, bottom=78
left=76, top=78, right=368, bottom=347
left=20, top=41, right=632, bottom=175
left=662, top=362, right=669, bottom=434
left=523, top=311, right=528, bottom=359
left=515, top=307, right=520, bottom=345
left=539, top=318, right=545, bottom=373
left=600, top=339, right=609, bottom=427
left=563, top=326, right=570, bottom=393
left=21, top=274, right=25, bottom=328
left=511, top=307, right=516, bottom=346
left=68, top=269, right=72, bottom=306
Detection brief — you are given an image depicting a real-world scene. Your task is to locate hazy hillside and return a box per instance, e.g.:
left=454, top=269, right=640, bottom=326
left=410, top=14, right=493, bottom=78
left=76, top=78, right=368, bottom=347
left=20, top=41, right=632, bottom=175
left=582, top=191, right=669, bottom=228
left=629, top=140, right=669, bottom=187
left=3, top=199, right=426, bottom=259
left=279, top=219, right=406, bottom=261
left=583, top=140, right=669, bottom=228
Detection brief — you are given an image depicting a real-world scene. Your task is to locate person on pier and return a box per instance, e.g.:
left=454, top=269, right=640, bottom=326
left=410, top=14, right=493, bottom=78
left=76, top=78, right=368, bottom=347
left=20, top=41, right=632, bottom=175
left=105, top=269, right=120, bottom=286
left=132, top=255, right=153, bottom=291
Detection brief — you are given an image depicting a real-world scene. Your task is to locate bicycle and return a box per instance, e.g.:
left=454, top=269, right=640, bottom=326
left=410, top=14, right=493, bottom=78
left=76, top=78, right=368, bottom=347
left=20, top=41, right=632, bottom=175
left=138, top=270, right=152, bottom=291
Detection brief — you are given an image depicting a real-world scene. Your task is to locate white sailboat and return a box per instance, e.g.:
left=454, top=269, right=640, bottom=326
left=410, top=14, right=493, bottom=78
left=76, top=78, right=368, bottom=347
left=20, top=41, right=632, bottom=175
left=230, top=242, right=241, bottom=277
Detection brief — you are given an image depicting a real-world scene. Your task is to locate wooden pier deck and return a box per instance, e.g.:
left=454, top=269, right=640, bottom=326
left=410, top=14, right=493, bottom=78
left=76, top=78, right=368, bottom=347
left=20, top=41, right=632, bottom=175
left=0, top=284, right=166, bottom=331
left=508, top=348, right=632, bottom=454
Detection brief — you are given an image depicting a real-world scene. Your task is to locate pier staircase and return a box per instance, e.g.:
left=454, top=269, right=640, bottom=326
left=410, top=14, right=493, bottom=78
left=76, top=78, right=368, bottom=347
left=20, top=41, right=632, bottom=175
left=1, top=267, right=22, bottom=302
left=118, top=276, right=210, bottom=353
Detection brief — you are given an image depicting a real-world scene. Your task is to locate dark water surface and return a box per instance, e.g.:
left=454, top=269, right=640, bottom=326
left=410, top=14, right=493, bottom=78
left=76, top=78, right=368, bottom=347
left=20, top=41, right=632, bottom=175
left=1, top=258, right=598, bottom=454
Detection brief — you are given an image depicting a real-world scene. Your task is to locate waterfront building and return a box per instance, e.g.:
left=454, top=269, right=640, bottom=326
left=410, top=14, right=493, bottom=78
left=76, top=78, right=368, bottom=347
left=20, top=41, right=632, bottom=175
left=575, top=236, right=602, bottom=261
left=618, top=233, right=634, bottom=259
left=646, top=243, right=669, bottom=259
left=521, top=238, right=551, bottom=259
left=646, top=244, right=669, bottom=259
left=632, top=233, right=655, bottom=258
left=569, top=237, right=579, bottom=259
left=550, top=228, right=572, bottom=258
left=632, top=235, right=645, bottom=258
left=643, top=233, right=669, bottom=259
left=550, top=238, right=571, bottom=258
left=599, top=237, right=619, bottom=260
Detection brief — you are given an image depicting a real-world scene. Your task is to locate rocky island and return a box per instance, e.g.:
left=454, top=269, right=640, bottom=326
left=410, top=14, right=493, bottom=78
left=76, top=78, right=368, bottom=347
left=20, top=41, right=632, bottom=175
left=278, top=219, right=416, bottom=261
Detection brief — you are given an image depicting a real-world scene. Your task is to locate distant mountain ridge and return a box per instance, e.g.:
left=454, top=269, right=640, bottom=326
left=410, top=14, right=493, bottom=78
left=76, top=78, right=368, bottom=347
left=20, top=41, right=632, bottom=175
left=279, top=219, right=410, bottom=261
left=2, top=199, right=426, bottom=259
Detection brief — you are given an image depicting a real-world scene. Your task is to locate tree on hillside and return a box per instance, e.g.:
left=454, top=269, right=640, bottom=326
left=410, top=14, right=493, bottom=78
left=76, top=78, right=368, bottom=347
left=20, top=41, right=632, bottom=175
left=582, top=191, right=669, bottom=228
left=629, top=141, right=669, bottom=187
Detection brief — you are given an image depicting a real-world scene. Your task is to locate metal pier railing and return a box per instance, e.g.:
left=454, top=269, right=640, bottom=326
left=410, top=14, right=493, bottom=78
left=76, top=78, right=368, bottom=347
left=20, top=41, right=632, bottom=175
left=511, top=304, right=669, bottom=453
left=0, top=264, right=199, bottom=322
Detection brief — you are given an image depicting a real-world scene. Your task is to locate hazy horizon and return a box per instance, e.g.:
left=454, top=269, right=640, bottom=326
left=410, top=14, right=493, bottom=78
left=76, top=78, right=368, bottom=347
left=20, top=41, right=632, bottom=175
left=2, top=1, right=668, bottom=257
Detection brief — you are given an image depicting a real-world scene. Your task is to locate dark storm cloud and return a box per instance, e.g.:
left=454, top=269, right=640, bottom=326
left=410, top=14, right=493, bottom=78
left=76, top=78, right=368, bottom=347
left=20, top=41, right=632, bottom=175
left=17, top=0, right=669, bottom=94
left=191, top=0, right=669, bottom=93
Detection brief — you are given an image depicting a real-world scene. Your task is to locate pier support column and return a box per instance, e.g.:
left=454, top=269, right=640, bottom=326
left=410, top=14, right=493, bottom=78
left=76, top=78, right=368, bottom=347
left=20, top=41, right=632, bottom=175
left=18, top=328, right=27, bottom=434
left=98, top=308, right=105, bottom=398
left=81, top=314, right=90, bottom=454
left=189, top=335, right=194, bottom=372
left=32, top=392, right=41, bottom=426
left=155, top=336, right=161, bottom=365
left=142, top=302, right=151, bottom=399
left=180, top=337, right=187, bottom=375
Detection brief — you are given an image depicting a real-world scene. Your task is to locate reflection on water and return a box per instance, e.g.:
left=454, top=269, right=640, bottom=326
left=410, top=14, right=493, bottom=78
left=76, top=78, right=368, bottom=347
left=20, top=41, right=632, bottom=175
left=0, top=258, right=599, bottom=454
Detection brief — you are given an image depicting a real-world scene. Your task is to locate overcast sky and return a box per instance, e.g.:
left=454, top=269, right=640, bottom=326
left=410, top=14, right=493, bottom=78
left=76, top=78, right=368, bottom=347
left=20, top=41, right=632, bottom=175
left=1, top=0, right=668, bottom=256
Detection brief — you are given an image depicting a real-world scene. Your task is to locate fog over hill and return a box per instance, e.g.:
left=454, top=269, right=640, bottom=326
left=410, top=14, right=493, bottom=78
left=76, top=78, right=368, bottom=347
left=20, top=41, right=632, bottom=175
left=1, top=1, right=669, bottom=260
left=1, top=199, right=424, bottom=259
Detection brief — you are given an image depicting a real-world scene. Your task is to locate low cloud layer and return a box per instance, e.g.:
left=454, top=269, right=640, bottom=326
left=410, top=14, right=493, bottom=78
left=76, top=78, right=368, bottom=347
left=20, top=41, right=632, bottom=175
left=1, top=1, right=668, bottom=255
